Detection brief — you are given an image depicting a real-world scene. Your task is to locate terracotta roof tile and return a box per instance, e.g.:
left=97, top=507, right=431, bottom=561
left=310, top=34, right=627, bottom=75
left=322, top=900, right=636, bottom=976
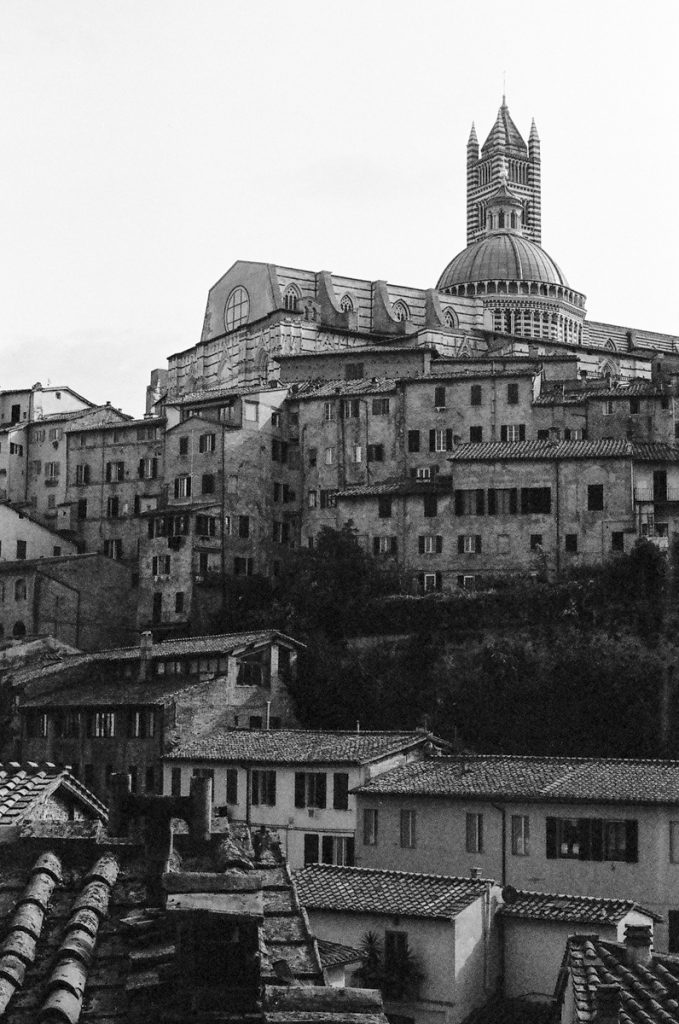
left=0, top=764, right=107, bottom=825
left=448, top=440, right=679, bottom=461
left=499, top=889, right=661, bottom=925
left=292, top=378, right=398, bottom=400
left=563, top=935, right=679, bottom=1024
left=166, top=729, right=429, bottom=765
left=316, top=938, right=362, bottom=969
left=293, top=864, right=492, bottom=919
left=356, top=754, right=679, bottom=805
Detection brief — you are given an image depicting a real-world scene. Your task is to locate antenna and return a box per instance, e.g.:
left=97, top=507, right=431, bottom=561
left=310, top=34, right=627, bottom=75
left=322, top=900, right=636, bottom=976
left=502, top=70, right=507, bottom=105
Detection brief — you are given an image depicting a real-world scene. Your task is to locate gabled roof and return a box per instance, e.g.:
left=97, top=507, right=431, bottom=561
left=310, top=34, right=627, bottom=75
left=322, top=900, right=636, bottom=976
left=448, top=439, right=679, bottom=461
left=355, top=754, right=679, bottom=806
left=12, top=630, right=304, bottom=687
left=292, top=378, right=397, bottom=400
left=499, top=889, right=661, bottom=925
left=294, top=864, right=492, bottom=920
left=165, top=729, right=431, bottom=765
left=0, top=762, right=107, bottom=825
left=559, top=935, right=679, bottom=1024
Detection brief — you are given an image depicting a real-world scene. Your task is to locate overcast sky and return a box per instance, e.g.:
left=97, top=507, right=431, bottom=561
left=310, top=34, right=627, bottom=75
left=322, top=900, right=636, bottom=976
left=1, top=0, right=677, bottom=417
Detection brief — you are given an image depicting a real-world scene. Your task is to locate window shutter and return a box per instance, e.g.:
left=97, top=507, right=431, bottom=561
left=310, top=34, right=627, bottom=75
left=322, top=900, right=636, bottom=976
left=429, top=429, right=436, bottom=452
left=321, top=835, right=334, bottom=864
left=294, top=772, right=305, bottom=808
left=476, top=489, right=485, bottom=515
left=418, top=536, right=425, bottom=554
left=487, top=489, right=496, bottom=515
left=226, top=768, right=238, bottom=804
left=475, top=535, right=482, bottom=553
left=84, top=465, right=90, bottom=484
left=152, top=459, right=158, bottom=479
left=436, top=536, right=443, bottom=554
left=304, top=833, right=319, bottom=865
left=625, top=820, right=639, bottom=863
left=590, top=818, right=604, bottom=861
left=418, top=572, right=425, bottom=593
left=408, top=430, right=420, bottom=453
left=435, top=571, right=442, bottom=591
left=138, top=459, right=144, bottom=479
left=269, top=771, right=276, bottom=804
left=578, top=818, right=592, bottom=861
left=545, top=817, right=557, bottom=858
left=373, top=537, right=380, bottom=556
left=445, top=429, right=453, bottom=450
left=174, top=479, right=180, bottom=499
left=390, top=537, right=398, bottom=554
left=317, top=773, right=327, bottom=809
left=500, top=425, right=508, bottom=442
left=333, top=773, right=349, bottom=811
left=519, top=424, right=526, bottom=441
left=458, top=535, right=464, bottom=554
left=510, top=488, right=518, bottom=514
left=410, top=468, right=417, bottom=479
left=454, top=490, right=464, bottom=516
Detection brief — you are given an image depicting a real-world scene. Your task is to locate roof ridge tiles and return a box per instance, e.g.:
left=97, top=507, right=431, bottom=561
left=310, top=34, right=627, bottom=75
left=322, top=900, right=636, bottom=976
left=295, top=862, right=492, bottom=885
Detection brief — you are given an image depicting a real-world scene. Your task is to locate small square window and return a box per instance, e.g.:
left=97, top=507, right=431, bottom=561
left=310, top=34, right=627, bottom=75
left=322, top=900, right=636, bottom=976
left=470, top=384, right=482, bottom=406
left=612, top=531, right=624, bottom=552
left=565, top=533, right=578, bottom=553
left=507, top=383, right=519, bottom=405
left=587, top=484, right=604, bottom=511
left=469, top=426, right=483, bottom=443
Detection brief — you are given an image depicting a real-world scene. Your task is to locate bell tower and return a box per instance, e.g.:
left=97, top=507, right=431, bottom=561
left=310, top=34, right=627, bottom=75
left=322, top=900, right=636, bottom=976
left=466, top=97, right=541, bottom=246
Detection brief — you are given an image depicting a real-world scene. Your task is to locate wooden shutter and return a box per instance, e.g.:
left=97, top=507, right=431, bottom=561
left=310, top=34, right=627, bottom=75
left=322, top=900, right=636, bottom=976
left=429, top=429, right=436, bottom=452
left=445, top=429, right=453, bottom=450
left=390, top=537, right=398, bottom=554
left=476, top=489, right=485, bottom=515
left=500, top=425, right=508, bottom=442
left=138, top=459, right=145, bottom=479
left=475, top=535, right=482, bottom=553
left=487, top=489, right=496, bottom=515
left=510, top=488, right=518, bottom=514
left=625, top=820, right=639, bottom=863
left=316, top=773, right=327, bottom=809
left=294, top=772, right=306, bottom=808
left=333, top=773, right=349, bottom=811
left=454, top=490, right=464, bottom=516
left=436, top=536, right=443, bottom=553
left=519, top=424, right=526, bottom=441
left=373, top=537, right=380, bottom=556
left=458, top=536, right=464, bottom=554
left=418, top=536, right=425, bottom=554
left=546, top=817, right=557, bottom=858
left=435, top=571, right=442, bottom=591
left=304, top=834, right=319, bottom=865
left=226, top=768, right=238, bottom=804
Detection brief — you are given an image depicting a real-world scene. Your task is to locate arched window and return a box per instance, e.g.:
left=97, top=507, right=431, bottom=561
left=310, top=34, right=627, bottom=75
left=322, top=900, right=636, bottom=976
left=340, top=294, right=354, bottom=313
left=443, top=308, right=458, bottom=329
left=224, top=286, right=250, bottom=332
left=14, top=579, right=26, bottom=601
left=283, top=285, right=301, bottom=312
left=510, top=212, right=517, bottom=229
left=498, top=211, right=505, bottom=229
left=392, top=300, right=409, bottom=322
left=12, top=621, right=26, bottom=639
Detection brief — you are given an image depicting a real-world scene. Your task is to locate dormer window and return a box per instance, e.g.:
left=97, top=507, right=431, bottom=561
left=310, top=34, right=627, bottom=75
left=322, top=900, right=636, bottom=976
left=392, top=300, right=409, bottom=322
left=224, top=287, right=250, bottom=332
left=283, top=285, right=301, bottom=312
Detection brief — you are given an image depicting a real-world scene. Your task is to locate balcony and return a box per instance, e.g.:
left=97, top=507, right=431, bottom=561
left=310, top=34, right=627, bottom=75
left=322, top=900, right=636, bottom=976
left=634, top=487, right=679, bottom=503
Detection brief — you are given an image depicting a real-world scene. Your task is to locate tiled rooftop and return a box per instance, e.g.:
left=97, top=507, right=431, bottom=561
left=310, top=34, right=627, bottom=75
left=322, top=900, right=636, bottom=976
left=0, top=762, right=107, bottom=826
left=337, top=475, right=453, bottom=499
left=533, top=378, right=662, bottom=406
left=448, top=439, right=679, bottom=461
left=356, top=754, right=679, bottom=805
left=316, top=937, right=362, bottom=969
left=278, top=344, right=437, bottom=359
left=292, top=378, right=398, bottom=400
left=560, top=934, right=679, bottom=1024
left=12, top=630, right=302, bottom=687
left=172, top=383, right=284, bottom=406
left=166, top=729, right=430, bottom=765
left=499, top=889, right=661, bottom=925
left=294, top=864, right=492, bottom=920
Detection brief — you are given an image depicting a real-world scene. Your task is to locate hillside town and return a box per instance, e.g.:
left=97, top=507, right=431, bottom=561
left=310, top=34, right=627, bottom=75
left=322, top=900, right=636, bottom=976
left=3, top=95, right=679, bottom=1024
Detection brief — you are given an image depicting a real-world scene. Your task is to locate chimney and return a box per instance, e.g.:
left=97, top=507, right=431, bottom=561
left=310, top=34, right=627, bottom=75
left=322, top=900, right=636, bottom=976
left=470, top=866, right=480, bottom=879
left=189, top=773, right=212, bottom=843
left=138, top=631, right=153, bottom=681
left=624, top=924, right=652, bottom=967
left=594, top=983, right=620, bottom=1024
left=108, top=772, right=132, bottom=835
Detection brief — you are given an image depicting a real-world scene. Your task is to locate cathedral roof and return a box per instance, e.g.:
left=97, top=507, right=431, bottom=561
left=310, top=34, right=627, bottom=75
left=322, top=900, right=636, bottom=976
left=437, top=231, right=569, bottom=289
left=481, top=100, right=527, bottom=154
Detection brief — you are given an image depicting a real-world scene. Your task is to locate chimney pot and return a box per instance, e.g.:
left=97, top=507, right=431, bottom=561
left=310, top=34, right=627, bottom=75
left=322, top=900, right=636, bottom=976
left=624, top=924, right=653, bottom=966
left=470, top=866, right=480, bottom=879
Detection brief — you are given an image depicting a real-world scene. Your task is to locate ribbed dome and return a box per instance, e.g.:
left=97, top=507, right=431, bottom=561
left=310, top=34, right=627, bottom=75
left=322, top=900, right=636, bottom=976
left=437, top=232, right=569, bottom=290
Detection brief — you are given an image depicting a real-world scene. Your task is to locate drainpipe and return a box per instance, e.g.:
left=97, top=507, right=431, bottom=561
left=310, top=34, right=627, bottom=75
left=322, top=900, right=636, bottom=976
left=554, top=456, right=561, bottom=576
left=491, top=802, right=507, bottom=885
left=244, top=765, right=251, bottom=827
left=265, top=701, right=271, bottom=731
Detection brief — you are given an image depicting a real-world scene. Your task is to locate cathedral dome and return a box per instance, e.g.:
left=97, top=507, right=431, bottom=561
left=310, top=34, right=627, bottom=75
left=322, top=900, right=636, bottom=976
left=437, top=231, right=569, bottom=291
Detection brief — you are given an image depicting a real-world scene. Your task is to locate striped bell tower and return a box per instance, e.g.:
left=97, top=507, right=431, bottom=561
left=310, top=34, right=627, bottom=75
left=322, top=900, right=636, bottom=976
left=466, top=98, right=542, bottom=246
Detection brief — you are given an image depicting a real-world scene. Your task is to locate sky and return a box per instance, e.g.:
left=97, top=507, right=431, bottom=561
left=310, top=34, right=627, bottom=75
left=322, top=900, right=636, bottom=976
left=1, top=0, right=678, bottom=418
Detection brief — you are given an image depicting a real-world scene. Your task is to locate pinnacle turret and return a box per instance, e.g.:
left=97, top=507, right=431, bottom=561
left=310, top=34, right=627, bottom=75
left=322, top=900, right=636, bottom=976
left=467, top=122, right=479, bottom=148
